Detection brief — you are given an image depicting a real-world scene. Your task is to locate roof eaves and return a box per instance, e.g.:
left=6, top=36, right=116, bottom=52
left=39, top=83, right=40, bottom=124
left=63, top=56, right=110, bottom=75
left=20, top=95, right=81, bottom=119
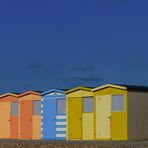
left=64, top=86, right=92, bottom=94
left=0, top=93, right=18, bottom=99
left=18, top=91, right=40, bottom=97
left=92, top=84, right=127, bottom=92
left=41, top=89, right=64, bottom=96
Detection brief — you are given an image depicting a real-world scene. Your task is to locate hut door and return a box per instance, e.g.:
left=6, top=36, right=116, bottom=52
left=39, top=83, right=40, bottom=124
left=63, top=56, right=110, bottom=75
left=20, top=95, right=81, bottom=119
left=56, top=99, right=66, bottom=139
left=43, top=99, right=56, bottom=139
left=82, top=97, right=94, bottom=140
left=68, top=98, right=82, bottom=139
left=20, top=100, right=32, bottom=139
left=10, top=102, right=19, bottom=139
left=0, top=102, right=10, bottom=138
left=96, top=95, right=111, bottom=140
left=32, top=100, right=41, bottom=140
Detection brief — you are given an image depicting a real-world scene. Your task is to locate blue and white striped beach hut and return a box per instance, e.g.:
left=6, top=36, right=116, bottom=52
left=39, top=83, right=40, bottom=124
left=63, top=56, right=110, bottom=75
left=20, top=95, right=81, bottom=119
left=41, top=89, right=66, bottom=140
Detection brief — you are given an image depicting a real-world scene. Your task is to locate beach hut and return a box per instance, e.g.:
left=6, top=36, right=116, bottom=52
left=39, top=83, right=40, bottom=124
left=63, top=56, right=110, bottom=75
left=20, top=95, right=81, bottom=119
left=0, top=93, right=19, bottom=139
left=65, top=86, right=94, bottom=140
left=92, top=84, right=148, bottom=140
left=41, top=89, right=66, bottom=140
left=19, top=91, right=41, bottom=140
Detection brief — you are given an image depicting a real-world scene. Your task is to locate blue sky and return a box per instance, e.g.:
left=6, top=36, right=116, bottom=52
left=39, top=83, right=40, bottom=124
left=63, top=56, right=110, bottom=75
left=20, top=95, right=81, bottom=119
left=0, top=0, right=148, bottom=93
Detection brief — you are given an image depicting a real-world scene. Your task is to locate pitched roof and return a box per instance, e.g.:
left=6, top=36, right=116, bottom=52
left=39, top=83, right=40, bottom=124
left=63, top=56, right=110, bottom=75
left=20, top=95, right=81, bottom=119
left=65, top=86, right=93, bottom=94
left=92, top=84, right=148, bottom=92
left=18, top=91, right=40, bottom=97
left=92, top=84, right=127, bottom=91
left=41, top=89, right=65, bottom=96
left=0, top=93, right=19, bottom=99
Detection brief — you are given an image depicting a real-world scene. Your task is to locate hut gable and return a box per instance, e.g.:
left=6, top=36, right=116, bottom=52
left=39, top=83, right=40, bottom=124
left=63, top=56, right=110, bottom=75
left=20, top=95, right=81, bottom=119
left=41, top=89, right=64, bottom=96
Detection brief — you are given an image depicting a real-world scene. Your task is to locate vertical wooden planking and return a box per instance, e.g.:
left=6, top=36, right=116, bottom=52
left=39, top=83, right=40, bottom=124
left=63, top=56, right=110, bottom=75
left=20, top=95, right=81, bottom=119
left=96, top=95, right=111, bottom=140
left=93, top=85, right=128, bottom=140
left=82, top=113, right=94, bottom=140
left=42, top=99, right=56, bottom=139
left=19, top=92, right=41, bottom=140
left=32, top=99, right=41, bottom=140
left=65, top=87, right=94, bottom=140
left=67, top=98, right=82, bottom=139
left=32, top=116, right=41, bottom=139
left=41, top=90, right=66, bottom=140
left=10, top=101, right=19, bottom=139
left=20, top=100, right=32, bottom=139
left=0, top=102, right=10, bottom=138
left=10, top=116, right=19, bottom=139
left=0, top=94, right=19, bottom=139
left=111, top=92, right=128, bottom=140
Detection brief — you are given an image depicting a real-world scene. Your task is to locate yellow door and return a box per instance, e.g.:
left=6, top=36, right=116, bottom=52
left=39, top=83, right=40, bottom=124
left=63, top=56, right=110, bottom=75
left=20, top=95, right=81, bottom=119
left=96, top=95, right=111, bottom=140
left=111, top=94, right=127, bottom=140
left=0, top=102, right=10, bottom=138
left=68, top=98, right=82, bottom=139
left=82, top=113, right=94, bottom=140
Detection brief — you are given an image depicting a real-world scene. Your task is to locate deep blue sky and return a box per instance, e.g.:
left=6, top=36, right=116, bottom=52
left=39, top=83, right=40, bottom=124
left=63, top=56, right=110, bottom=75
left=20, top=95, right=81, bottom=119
left=0, top=0, right=148, bottom=93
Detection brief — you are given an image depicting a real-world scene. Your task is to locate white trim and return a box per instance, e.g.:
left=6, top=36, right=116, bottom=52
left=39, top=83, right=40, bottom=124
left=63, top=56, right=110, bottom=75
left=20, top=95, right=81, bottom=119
left=43, top=97, right=65, bottom=100
left=56, top=128, right=66, bottom=131
left=56, top=122, right=66, bottom=125
left=46, top=92, right=63, bottom=96
left=56, top=116, right=66, bottom=119
left=92, top=84, right=127, bottom=91
left=56, top=134, right=66, bottom=138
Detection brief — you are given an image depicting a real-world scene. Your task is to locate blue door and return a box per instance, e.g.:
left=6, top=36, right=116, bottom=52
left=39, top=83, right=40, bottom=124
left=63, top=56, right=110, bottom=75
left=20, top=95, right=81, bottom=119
left=42, top=98, right=56, bottom=139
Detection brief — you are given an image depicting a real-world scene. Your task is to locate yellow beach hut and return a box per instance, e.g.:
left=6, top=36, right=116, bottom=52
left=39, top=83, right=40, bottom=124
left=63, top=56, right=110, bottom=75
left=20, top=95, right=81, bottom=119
left=92, top=84, right=148, bottom=141
left=65, top=86, right=94, bottom=140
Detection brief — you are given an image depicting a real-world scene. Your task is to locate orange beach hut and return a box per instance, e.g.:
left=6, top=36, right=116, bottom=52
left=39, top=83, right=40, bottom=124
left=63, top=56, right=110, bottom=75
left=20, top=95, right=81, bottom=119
left=0, top=93, right=19, bottom=139
left=19, top=91, right=41, bottom=140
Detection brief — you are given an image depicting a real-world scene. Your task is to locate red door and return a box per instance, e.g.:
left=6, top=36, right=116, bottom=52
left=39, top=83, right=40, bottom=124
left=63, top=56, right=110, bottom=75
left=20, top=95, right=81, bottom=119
left=20, top=100, right=32, bottom=139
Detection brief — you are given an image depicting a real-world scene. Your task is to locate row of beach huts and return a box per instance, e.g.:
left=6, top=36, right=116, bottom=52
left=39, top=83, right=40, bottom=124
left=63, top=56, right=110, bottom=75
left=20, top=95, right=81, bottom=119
left=0, top=84, right=148, bottom=141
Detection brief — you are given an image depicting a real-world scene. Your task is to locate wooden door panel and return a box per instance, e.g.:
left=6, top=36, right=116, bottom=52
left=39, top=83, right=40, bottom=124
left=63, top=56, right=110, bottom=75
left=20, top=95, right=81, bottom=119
left=96, top=95, right=111, bottom=140
left=82, top=113, right=94, bottom=140
left=0, top=102, right=10, bottom=138
left=10, top=116, right=19, bottom=139
left=68, top=98, right=82, bottom=139
left=20, top=100, right=32, bottom=139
